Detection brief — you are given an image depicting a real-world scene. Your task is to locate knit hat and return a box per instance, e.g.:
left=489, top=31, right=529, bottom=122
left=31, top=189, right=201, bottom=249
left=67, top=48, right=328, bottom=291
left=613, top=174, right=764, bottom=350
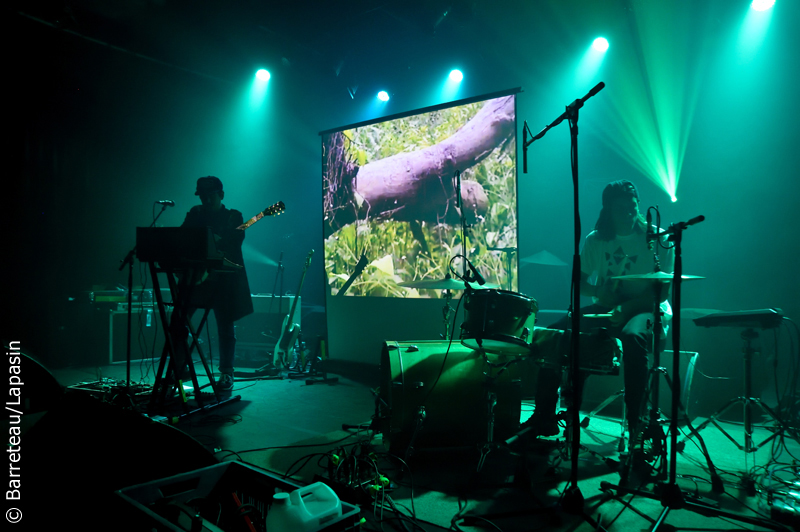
left=195, top=176, right=223, bottom=195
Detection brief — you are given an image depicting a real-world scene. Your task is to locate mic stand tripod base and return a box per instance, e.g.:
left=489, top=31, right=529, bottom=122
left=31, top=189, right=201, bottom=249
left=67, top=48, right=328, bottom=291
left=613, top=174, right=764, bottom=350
left=251, top=363, right=282, bottom=378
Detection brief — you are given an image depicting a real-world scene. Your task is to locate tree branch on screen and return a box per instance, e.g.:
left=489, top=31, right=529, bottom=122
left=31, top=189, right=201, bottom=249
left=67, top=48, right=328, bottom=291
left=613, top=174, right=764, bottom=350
left=324, top=95, right=514, bottom=235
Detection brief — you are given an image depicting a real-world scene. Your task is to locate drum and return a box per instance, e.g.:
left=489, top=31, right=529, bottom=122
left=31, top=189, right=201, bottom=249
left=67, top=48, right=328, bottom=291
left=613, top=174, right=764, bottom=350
left=460, top=289, right=538, bottom=355
left=378, top=340, right=521, bottom=453
left=530, top=327, right=622, bottom=375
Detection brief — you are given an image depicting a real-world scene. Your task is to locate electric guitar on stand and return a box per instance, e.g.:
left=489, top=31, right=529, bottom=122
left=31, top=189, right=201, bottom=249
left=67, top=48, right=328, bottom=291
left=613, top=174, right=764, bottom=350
left=272, top=249, right=314, bottom=371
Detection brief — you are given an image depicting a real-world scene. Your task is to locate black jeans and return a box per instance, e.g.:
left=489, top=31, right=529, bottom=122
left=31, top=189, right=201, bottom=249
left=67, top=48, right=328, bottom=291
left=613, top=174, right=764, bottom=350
left=169, top=279, right=238, bottom=378
left=534, top=304, right=661, bottom=429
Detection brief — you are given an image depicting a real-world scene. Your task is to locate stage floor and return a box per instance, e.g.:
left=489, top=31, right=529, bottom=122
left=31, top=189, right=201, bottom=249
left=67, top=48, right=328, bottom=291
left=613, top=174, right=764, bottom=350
left=39, top=359, right=797, bottom=531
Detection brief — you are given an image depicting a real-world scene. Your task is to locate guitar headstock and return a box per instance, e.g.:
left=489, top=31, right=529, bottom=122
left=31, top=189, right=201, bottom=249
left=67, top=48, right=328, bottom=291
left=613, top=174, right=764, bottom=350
left=264, top=201, right=286, bottom=217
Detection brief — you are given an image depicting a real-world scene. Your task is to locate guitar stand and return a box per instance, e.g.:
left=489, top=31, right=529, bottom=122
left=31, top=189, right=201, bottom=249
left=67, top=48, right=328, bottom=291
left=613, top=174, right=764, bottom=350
left=288, top=336, right=339, bottom=385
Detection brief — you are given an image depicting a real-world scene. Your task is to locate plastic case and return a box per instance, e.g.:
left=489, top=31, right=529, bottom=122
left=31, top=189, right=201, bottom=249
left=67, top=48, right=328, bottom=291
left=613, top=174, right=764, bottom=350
left=116, top=461, right=360, bottom=532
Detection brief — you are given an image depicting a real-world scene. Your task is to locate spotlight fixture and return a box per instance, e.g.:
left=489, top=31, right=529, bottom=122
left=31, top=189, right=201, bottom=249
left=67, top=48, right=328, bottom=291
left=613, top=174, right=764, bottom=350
left=751, top=0, right=775, bottom=11
left=592, top=37, right=609, bottom=52
left=449, top=69, right=463, bottom=82
left=377, top=91, right=390, bottom=101
left=256, top=69, right=270, bottom=81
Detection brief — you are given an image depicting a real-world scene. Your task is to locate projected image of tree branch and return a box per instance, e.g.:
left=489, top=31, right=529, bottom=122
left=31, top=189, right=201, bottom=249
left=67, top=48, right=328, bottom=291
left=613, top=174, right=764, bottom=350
left=323, top=94, right=518, bottom=298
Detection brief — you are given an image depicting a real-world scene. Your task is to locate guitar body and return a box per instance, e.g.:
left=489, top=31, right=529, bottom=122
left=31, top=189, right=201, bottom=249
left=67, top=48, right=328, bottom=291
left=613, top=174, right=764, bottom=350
left=273, top=317, right=301, bottom=368
left=271, top=250, right=314, bottom=370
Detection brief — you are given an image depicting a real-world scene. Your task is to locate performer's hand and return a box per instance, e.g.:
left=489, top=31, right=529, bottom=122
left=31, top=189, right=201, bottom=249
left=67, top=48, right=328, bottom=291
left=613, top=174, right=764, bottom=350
left=609, top=305, right=626, bottom=325
left=595, top=279, right=619, bottom=308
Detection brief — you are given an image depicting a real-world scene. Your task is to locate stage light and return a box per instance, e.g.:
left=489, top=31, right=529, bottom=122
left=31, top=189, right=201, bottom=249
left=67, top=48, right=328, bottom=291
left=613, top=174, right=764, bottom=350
left=671, top=194, right=677, bottom=203
left=592, top=37, right=609, bottom=52
left=256, top=69, right=270, bottom=81
left=449, top=69, right=463, bottom=82
left=751, top=0, right=775, bottom=11
left=377, top=91, right=390, bottom=102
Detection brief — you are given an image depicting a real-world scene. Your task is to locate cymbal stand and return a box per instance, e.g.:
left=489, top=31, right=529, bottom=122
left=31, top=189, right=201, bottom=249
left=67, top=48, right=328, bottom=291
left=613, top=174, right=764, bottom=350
left=476, top=348, right=518, bottom=473
left=602, top=217, right=784, bottom=531
left=441, top=288, right=455, bottom=339
left=616, top=276, right=670, bottom=485
left=487, top=247, right=517, bottom=291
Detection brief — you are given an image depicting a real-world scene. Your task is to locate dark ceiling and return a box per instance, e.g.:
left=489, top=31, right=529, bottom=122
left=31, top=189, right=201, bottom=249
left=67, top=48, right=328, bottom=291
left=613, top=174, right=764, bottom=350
left=16, top=0, right=484, bottom=94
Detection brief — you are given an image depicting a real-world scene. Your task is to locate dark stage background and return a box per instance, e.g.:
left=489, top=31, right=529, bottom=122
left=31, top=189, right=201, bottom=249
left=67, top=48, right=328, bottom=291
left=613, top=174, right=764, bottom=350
left=5, top=0, right=800, bottom=418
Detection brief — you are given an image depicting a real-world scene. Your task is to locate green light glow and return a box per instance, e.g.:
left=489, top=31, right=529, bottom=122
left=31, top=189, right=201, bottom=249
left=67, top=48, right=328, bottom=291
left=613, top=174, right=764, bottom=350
left=751, top=0, right=775, bottom=11
left=440, top=68, right=463, bottom=102
left=595, top=2, right=713, bottom=201
left=574, top=41, right=608, bottom=90
left=249, top=71, right=269, bottom=110
left=738, top=2, right=774, bottom=64
left=593, top=37, right=609, bottom=52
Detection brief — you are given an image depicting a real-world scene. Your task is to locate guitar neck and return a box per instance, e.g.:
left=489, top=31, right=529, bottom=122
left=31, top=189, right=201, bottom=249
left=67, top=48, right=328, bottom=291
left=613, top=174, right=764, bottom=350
left=285, top=252, right=313, bottom=325
left=286, top=273, right=307, bottom=324
left=239, top=212, right=265, bottom=230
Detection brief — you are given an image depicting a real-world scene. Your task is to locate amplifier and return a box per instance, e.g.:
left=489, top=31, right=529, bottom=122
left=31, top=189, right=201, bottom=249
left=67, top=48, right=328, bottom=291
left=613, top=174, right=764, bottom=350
left=234, top=294, right=300, bottom=345
left=109, top=307, right=172, bottom=364
left=581, top=350, right=699, bottom=422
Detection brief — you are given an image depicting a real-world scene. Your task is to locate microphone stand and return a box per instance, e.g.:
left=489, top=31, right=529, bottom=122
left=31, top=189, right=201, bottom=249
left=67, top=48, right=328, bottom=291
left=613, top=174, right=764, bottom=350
left=118, top=203, right=171, bottom=401
left=525, top=82, right=606, bottom=527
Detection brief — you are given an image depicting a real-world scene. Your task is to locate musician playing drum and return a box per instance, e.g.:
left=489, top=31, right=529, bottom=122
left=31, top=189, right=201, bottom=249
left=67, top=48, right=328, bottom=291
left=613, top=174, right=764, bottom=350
left=171, top=176, right=254, bottom=392
left=525, top=180, right=674, bottom=449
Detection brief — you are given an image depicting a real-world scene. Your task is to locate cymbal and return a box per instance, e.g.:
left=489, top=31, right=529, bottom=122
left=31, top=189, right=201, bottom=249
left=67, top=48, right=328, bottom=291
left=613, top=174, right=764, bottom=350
left=520, top=250, right=567, bottom=266
left=611, top=272, right=705, bottom=281
left=398, top=278, right=499, bottom=290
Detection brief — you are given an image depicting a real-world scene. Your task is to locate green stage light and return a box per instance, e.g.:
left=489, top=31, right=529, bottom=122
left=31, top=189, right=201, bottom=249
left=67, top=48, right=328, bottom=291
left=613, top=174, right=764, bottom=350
left=751, top=0, right=775, bottom=11
left=440, top=68, right=464, bottom=103
left=738, top=0, right=774, bottom=64
left=249, top=69, right=270, bottom=110
left=593, top=37, right=609, bottom=52
left=574, top=39, right=609, bottom=89
left=593, top=2, right=713, bottom=202
left=377, top=91, right=390, bottom=101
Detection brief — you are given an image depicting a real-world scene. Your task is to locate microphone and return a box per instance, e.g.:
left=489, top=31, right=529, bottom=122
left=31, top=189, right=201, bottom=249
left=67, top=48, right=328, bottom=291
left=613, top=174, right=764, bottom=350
left=683, top=214, right=705, bottom=227
left=467, top=260, right=486, bottom=286
left=646, top=209, right=654, bottom=249
left=157, top=200, right=175, bottom=206
left=523, top=120, right=528, bottom=174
